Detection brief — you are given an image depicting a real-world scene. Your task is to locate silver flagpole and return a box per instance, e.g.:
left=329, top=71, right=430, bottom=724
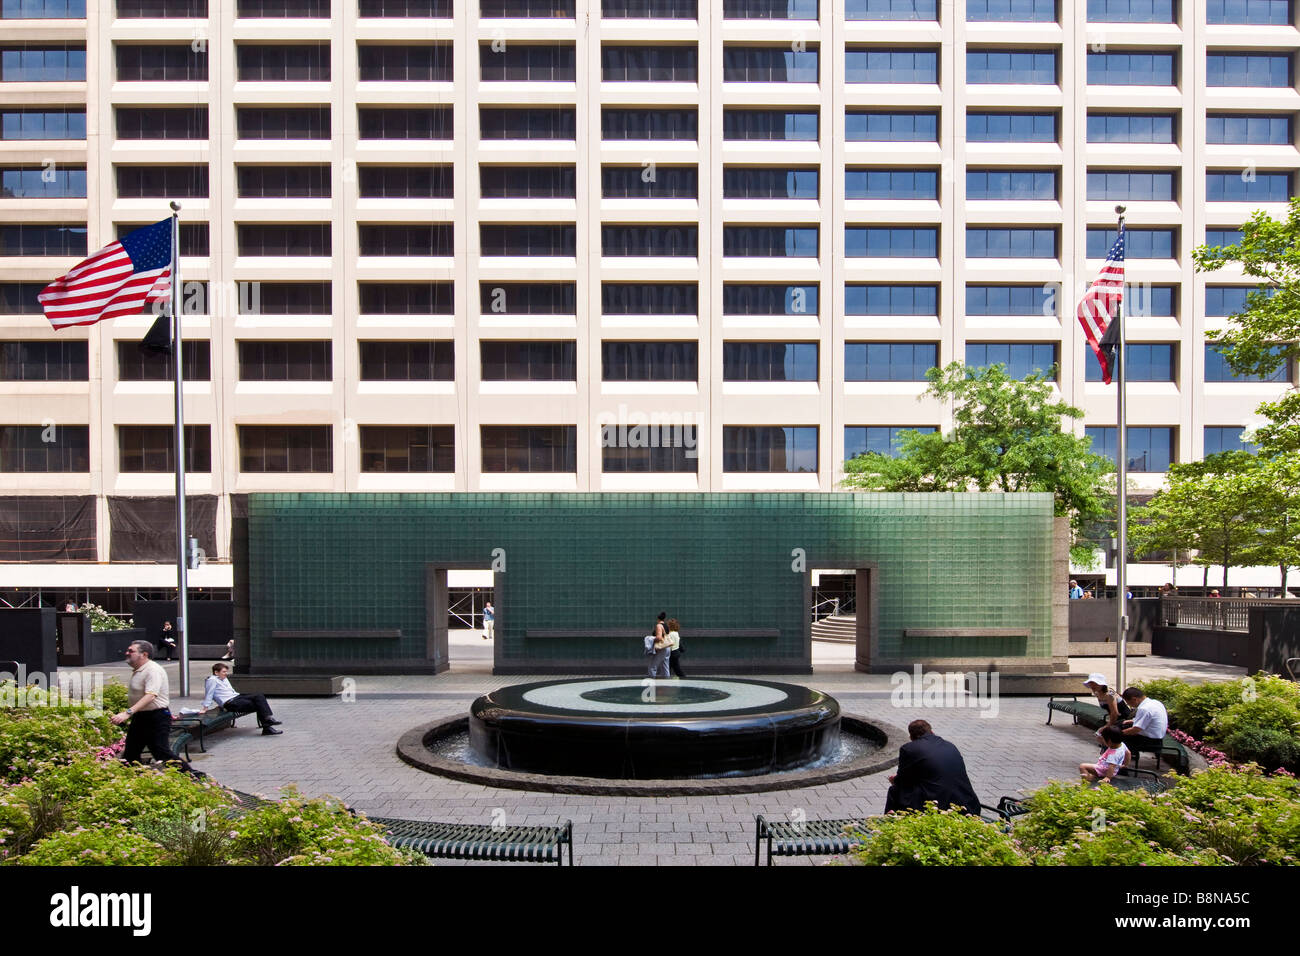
left=170, top=201, right=191, bottom=697
left=1115, top=204, right=1128, bottom=692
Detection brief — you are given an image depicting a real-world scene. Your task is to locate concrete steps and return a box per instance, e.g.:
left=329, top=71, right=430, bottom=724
left=811, top=614, right=856, bottom=644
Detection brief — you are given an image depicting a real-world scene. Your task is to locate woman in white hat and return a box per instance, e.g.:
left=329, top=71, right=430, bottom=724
left=1083, top=672, right=1132, bottom=738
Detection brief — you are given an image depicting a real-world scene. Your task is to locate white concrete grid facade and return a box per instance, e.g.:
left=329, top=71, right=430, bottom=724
left=0, top=1, right=1297, bottom=583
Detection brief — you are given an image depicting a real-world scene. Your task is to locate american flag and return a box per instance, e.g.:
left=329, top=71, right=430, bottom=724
left=39, top=219, right=172, bottom=330
left=1076, top=226, right=1125, bottom=385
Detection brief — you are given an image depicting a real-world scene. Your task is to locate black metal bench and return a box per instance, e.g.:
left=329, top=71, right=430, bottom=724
left=370, top=817, right=574, bottom=866
left=1046, top=695, right=1108, bottom=729
left=1098, top=767, right=1168, bottom=793
left=1128, top=734, right=1190, bottom=775
left=170, top=709, right=241, bottom=752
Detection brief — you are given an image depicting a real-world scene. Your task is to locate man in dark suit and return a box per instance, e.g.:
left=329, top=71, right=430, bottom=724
left=884, top=719, right=981, bottom=815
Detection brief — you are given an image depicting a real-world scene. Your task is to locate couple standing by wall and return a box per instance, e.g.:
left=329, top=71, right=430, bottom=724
left=647, top=611, right=685, bottom=679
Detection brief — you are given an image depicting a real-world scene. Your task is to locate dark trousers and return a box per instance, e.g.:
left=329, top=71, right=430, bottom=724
left=223, top=693, right=274, bottom=725
left=122, top=708, right=188, bottom=770
left=669, top=650, right=686, bottom=678
left=1126, top=733, right=1164, bottom=764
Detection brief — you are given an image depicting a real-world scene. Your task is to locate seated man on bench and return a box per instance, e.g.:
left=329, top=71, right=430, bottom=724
left=200, top=662, right=283, bottom=736
left=1119, top=686, right=1167, bottom=763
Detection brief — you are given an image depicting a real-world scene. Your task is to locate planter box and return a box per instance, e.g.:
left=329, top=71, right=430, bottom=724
left=83, top=628, right=144, bottom=666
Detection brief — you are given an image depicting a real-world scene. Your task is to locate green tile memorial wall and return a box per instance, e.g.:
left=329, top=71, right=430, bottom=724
left=240, top=492, right=1057, bottom=675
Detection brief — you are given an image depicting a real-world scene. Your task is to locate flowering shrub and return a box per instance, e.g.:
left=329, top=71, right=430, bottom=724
left=1169, top=729, right=1229, bottom=766
left=68, top=764, right=233, bottom=832
left=1167, top=765, right=1300, bottom=865
left=0, top=709, right=120, bottom=784
left=78, top=603, right=132, bottom=631
left=1041, top=828, right=1224, bottom=867
left=1013, top=782, right=1191, bottom=860
left=855, top=807, right=1027, bottom=866
left=226, top=787, right=421, bottom=866
left=15, top=825, right=167, bottom=866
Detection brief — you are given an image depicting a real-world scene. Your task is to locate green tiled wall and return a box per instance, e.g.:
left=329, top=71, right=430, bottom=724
left=246, top=492, right=1055, bottom=672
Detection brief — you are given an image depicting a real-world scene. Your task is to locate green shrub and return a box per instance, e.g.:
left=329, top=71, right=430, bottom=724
left=0, top=710, right=120, bottom=784
left=1248, top=672, right=1300, bottom=706
left=1210, top=697, right=1300, bottom=739
left=1134, top=677, right=1193, bottom=713
left=227, top=788, right=419, bottom=866
left=68, top=765, right=232, bottom=833
left=1042, top=828, right=1224, bottom=866
left=136, top=810, right=234, bottom=867
left=855, top=807, right=1028, bottom=866
left=1220, top=728, right=1300, bottom=773
left=15, top=826, right=166, bottom=866
left=1172, top=681, right=1252, bottom=738
left=1165, top=765, right=1300, bottom=865
left=79, top=603, right=131, bottom=631
left=1014, top=782, right=1190, bottom=860
left=99, top=681, right=129, bottom=715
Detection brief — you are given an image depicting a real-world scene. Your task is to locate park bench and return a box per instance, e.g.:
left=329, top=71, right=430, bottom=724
left=170, top=709, right=240, bottom=754
left=753, top=803, right=1015, bottom=866
left=1046, top=695, right=1108, bottom=729
left=369, top=816, right=574, bottom=866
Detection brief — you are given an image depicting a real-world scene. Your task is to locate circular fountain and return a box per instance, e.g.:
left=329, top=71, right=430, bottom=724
left=397, top=678, right=902, bottom=795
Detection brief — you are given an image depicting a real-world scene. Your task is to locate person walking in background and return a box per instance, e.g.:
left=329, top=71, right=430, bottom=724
left=1069, top=579, right=1084, bottom=600
left=648, top=611, right=670, bottom=678
left=483, top=600, right=495, bottom=641
left=667, top=617, right=685, bottom=679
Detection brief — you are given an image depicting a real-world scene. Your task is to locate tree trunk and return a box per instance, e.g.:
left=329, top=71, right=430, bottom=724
left=1282, top=565, right=1290, bottom=598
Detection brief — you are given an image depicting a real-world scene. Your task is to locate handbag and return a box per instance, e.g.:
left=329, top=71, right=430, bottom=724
left=644, top=635, right=656, bottom=656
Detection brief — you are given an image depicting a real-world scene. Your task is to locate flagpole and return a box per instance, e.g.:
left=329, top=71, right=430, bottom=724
left=170, top=201, right=191, bottom=697
left=1115, top=204, right=1128, bottom=692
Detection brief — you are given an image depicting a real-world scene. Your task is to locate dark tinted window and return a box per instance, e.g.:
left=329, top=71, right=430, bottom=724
left=604, top=108, right=697, bottom=140
left=722, top=426, right=817, bottom=473
left=358, top=44, right=452, bottom=81
left=239, top=425, right=332, bottom=472
left=482, top=44, right=576, bottom=81
left=481, top=426, right=577, bottom=472
left=238, top=106, right=330, bottom=139
left=358, top=282, right=454, bottom=313
left=480, top=341, right=577, bottom=381
left=481, top=166, right=576, bottom=199
left=359, top=341, right=453, bottom=380
left=723, top=342, right=818, bottom=381
left=480, top=224, right=575, bottom=256
left=117, top=340, right=210, bottom=381
left=360, top=426, right=454, bottom=473
left=479, top=283, right=576, bottom=314
left=359, top=107, right=451, bottom=139
left=0, top=340, right=87, bottom=380
left=118, top=425, right=210, bottom=473
left=603, top=165, right=697, bottom=198
left=358, top=224, right=453, bottom=256
left=236, top=165, right=330, bottom=198
left=116, top=165, right=208, bottom=198
left=0, top=425, right=89, bottom=472
left=115, top=45, right=206, bottom=81
left=601, top=283, right=697, bottom=314
left=601, top=341, right=697, bottom=381
left=236, top=44, right=330, bottom=81
left=480, top=107, right=574, bottom=140
left=358, top=165, right=452, bottom=198
left=237, top=223, right=331, bottom=256
left=116, top=107, right=207, bottom=140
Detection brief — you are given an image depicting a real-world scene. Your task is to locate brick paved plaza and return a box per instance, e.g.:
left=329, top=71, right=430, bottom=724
left=73, top=640, right=1242, bottom=866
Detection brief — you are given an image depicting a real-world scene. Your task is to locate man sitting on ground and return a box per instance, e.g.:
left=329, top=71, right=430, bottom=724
left=884, top=719, right=982, bottom=816
left=200, top=662, right=283, bottom=735
left=1120, top=686, right=1168, bottom=763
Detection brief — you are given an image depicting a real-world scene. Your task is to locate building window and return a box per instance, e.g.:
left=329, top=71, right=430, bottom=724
left=237, top=165, right=331, bottom=199
left=966, top=169, right=1057, bottom=200
left=359, top=223, right=453, bottom=256
left=0, top=424, right=88, bottom=472
left=479, top=282, right=576, bottom=315
left=1087, top=51, right=1176, bottom=85
left=723, top=0, right=816, bottom=17
left=724, top=167, right=816, bottom=200
left=1204, top=426, right=1257, bottom=456
left=358, top=282, right=454, bottom=314
left=118, top=340, right=210, bottom=381
left=117, top=107, right=207, bottom=140
left=602, top=0, right=696, bottom=17
left=966, top=342, right=1058, bottom=379
left=238, top=223, right=330, bottom=257
left=1086, top=171, right=1176, bottom=201
left=601, top=341, right=697, bottom=381
left=481, top=0, right=575, bottom=15
left=724, top=110, right=816, bottom=141
left=604, top=165, right=697, bottom=198
left=480, top=341, right=576, bottom=381
left=238, top=341, right=332, bottom=381
left=846, top=284, right=937, bottom=316
left=481, top=425, right=577, bottom=472
left=846, top=169, right=937, bottom=200
left=1, top=108, right=84, bottom=140
left=1127, top=284, right=1176, bottom=317
left=722, top=426, right=817, bottom=473
left=359, top=341, right=453, bottom=380
left=967, top=50, right=1057, bottom=84
left=5, top=0, right=86, bottom=15
left=847, top=0, right=936, bottom=19
left=0, top=341, right=87, bottom=380
left=1085, top=344, right=1175, bottom=382
left=482, top=166, right=577, bottom=199
left=1, top=45, right=86, bottom=81
left=1207, top=0, right=1291, bottom=24
left=723, top=47, right=818, bottom=82
left=965, top=285, right=1055, bottom=316
left=723, top=342, right=818, bottom=382
left=360, top=425, right=454, bottom=473
left=236, top=0, right=329, bottom=15
left=1205, top=344, right=1291, bottom=382
left=970, top=0, right=1056, bottom=19
left=116, top=0, right=205, bottom=13
left=1207, top=171, right=1292, bottom=202
left=237, top=44, right=329, bottom=81
left=238, top=106, right=330, bottom=140
left=723, top=284, right=819, bottom=316
left=1, top=165, right=85, bottom=198
left=723, top=226, right=817, bottom=257
left=359, top=109, right=449, bottom=142
left=604, top=108, right=697, bottom=141
left=601, top=283, right=697, bottom=314
left=237, top=282, right=331, bottom=315
left=845, top=425, right=937, bottom=459
left=966, top=228, right=1057, bottom=258
left=845, top=342, right=938, bottom=381
left=1206, top=229, right=1243, bottom=248
left=480, top=107, right=573, bottom=140
left=0, top=224, right=87, bottom=257
left=846, top=227, right=938, bottom=257
left=602, top=224, right=698, bottom=257
left=239, top=425, right=332, bottom=473
left=1205, top=286, right=1252, bottom=316
left=966, top=112, right=1057, bottom=143
left=1086, top=426, right=1174, bottom=472
left=115, top=45, right=206, bottom=81
left=1086, top=228, right=1174, bottom=259
left=1207, top=114, right=1292, bottom=145
left=847, top=111, right=937, bottom=142
left=1208, top=53, right=1290, bottom=87
left=0, top=282, right=43, bottom=313
left=602, top=45, right=697, bottom=82
left=601, top=425, right=698, bottom=473
left=118, top=425, right=210, bottom=473
left=116, top=165, right=207, bottom=199
left=1087, top=0, right=1175, bottom=21
left=482, top=44, right=575, bottom=81
left=359, top=0, right=452, bottom=15
left=846, top=49, right=938, bottom=83
left=359, top=44, right=452, bottom=82
left=481, top=224, right=575, bottom=257
left=1086, top=113, right=1176, bottom=144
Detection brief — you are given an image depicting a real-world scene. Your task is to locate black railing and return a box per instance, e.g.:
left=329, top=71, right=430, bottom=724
left=1160, top=597, right=1295, bottom=633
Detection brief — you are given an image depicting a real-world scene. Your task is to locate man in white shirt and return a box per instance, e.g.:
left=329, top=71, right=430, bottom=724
left=110, top=640, right=191, bottom=770
left=1120, top=687, right=1169, bottom=762
left=201, top=662, right=282, bottom=735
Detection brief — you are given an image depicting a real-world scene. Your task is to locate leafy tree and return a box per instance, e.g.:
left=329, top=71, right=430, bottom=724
left=841, top=362, right=1114, bottom=564
left=1235, top=454, right=1300, bottom=595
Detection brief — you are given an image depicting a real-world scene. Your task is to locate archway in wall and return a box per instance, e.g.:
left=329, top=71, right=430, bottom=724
left=425, top=566, right=497, bottom=674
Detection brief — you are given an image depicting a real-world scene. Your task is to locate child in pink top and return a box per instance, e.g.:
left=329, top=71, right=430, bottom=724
left=1079, top=726, right=1130, bottom=782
